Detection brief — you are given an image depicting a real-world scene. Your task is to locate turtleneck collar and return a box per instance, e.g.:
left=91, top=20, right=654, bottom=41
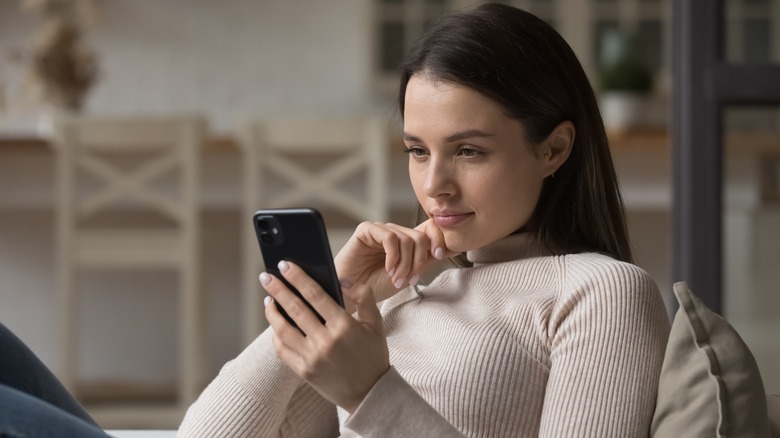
left=466, top=232, right=550, bottom=266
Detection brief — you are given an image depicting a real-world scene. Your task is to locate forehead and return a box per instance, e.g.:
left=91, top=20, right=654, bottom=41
left=404, top=76, right=502, bottom=114
left=403, top=75, right=521, bottom=138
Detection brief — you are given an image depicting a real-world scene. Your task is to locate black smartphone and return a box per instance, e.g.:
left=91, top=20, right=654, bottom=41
left=253, top=208, right=344, bottom=327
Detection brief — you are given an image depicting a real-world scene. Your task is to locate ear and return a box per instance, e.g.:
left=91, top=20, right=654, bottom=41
left=540, top=120, right=574, bottom=177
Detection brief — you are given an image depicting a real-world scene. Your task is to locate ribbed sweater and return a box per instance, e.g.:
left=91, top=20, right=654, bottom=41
left=178, top=233, right=670, bottom=437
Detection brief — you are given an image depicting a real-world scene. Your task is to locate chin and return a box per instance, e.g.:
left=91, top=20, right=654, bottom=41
left=441, top=231, right=478, bottom=254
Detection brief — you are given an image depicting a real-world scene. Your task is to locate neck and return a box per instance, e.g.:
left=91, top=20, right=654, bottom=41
left=466, top=233, right=550, bottom=265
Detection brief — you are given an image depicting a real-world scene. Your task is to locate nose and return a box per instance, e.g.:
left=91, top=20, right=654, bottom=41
left=422, top=156, right=456, bottom=199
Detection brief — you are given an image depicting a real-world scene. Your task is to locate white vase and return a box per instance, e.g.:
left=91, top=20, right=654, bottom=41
left=36, top=107, right=75, bottom=138
left=600, top=92, right=669, bottom=133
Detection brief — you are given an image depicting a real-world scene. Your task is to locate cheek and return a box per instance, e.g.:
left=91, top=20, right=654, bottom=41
left=475, top=166, right=544, bottom=219
left=408, top=163, right=425, bottom=201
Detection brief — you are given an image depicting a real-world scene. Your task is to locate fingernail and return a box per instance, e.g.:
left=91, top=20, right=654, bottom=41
left=388, top=267, right=396, bottom=277
left=434, top=247, right=444, bottom=260
left=259, top=272, right=271, bottom=286
left=339, top=278, right=353, bottom=289
left=278, top=260, right=289, bottom=273
left=263, top=296, right=272, bottom=307
left=409, top=275, right=420, bottom=286
left=393, top=277, right=404, bottom=289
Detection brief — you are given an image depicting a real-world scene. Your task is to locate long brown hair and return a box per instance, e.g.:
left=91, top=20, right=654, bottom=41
left=399, top=3, right=633, bottom=263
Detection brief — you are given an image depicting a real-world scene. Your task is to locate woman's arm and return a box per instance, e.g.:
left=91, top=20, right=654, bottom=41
left=180, top=220, right=454, bottom=437
left=538, top=258, right=670, bottom=437
left=177, top=328, right=338, bottom=437
left=341, top=367, right=465, bottom=437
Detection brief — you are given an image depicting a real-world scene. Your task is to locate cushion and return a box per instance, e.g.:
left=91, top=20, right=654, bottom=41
left=650, top=282, right=771, bottom=437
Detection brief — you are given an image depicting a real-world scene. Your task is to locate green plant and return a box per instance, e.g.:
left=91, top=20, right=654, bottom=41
left=598, top=29, right=653, bottom=93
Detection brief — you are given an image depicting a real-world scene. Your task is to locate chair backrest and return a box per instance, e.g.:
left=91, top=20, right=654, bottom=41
left=51, top=115, right=205, bottom=235
left=50, top=115, right=207, bottom=408
left=238, top=115, right=390, bottom=344
left=239, top=115, right=390, bottom=242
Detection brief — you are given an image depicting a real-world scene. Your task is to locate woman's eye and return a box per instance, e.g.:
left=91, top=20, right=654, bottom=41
left=403, top=146, right=428, bottom=157
left=459, top=147, right=481, bottom=157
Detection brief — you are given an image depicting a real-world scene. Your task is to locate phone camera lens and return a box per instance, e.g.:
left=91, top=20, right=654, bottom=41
left=256, top=215, right=283, bottom=245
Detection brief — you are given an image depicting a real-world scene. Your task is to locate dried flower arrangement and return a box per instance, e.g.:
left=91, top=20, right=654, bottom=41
left=19, top=0, right=100, bottom=111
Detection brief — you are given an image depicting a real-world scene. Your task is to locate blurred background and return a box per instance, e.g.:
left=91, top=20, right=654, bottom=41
left=0, top=0, right=778, bottom=430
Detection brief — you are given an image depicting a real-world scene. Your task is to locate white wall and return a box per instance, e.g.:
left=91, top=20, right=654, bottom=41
left=1, top=0, right=389, bottom=134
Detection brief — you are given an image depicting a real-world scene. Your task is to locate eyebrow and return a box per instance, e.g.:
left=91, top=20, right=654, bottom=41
left=403, top=129, right=494, bottom=144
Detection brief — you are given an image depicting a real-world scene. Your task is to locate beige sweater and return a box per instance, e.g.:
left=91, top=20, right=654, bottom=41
left=178, top=234, right=670, bottom=437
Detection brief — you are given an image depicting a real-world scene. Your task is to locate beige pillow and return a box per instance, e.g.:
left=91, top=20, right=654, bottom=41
left=650, top=282, right=771, bottom=437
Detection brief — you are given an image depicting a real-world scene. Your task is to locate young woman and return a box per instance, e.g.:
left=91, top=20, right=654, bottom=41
left=179, top=3, right=670, bottom=437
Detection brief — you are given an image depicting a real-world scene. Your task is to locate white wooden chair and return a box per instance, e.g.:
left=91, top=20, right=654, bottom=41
left=51, top=115, right=205, bottom=425
left=237, top=115, right=390, bottom=345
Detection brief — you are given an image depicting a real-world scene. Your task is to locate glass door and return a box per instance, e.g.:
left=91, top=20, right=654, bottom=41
left=674, top=0, right=780, bottom=392
left=722, top=0, right=780, bottom=392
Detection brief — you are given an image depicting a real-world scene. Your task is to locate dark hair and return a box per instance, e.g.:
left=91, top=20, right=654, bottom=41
left=399, top=3, right=633, bottom=263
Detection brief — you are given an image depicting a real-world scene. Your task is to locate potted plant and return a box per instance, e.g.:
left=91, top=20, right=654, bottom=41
left=597, top=29, right=658, bottom=132
left=17, top=0, right=100, bottom=134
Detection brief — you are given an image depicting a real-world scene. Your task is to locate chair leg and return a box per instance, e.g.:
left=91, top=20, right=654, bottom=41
left=58, top=261, right=78, bottom=396
left=179, top=260, right=202, bottom=408
left=242, top=229, right=266, bottom=347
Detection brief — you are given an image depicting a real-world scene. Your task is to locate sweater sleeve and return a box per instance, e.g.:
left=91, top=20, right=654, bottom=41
left=538, top=257, right=670, bottom=437
left=177, top=327, right=338, bottom=437
left=342, top=367, right=465, bottom=437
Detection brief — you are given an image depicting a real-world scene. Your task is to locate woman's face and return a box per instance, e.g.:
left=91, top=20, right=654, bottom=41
left=403, top=75, right=550, bottom=253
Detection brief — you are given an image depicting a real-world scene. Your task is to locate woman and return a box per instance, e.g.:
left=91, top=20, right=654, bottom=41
left=179, top=3, right=669, bottom=437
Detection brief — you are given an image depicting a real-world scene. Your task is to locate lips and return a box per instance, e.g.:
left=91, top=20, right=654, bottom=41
left=430, top=209, right=474, bottom=227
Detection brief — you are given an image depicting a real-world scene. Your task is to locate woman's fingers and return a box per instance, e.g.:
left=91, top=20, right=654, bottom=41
left=352, top=220, right=455, bottom=289
left=260, top=267, right=331, bottom=336
left=265, top=297, right=303, bottom=349
left=336, top=220, right=454, bottom=296
left=384, top=223, right=431, bottom=287
left=264, top=292, right=308, bottom=356
left=349, top=222, right=411, bottom=287
left=276, top=261, right=344, bottom=322
left=416, top=219, right=458, bottom=260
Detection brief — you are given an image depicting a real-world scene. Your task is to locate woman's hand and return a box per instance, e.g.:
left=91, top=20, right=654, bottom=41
left=261, top=260, right=389, bottom=414
left=334, top=219, right=458, bottom=304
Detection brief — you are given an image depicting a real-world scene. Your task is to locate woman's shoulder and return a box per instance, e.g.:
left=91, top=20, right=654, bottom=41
left=564, top=252, right=655, bottom=284
left=557, top=252, right=661, bottom=304
left=547, top=252, right=669, bottom=332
